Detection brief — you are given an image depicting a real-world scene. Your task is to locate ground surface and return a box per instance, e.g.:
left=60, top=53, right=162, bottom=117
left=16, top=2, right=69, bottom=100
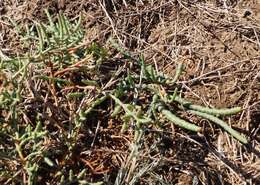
left=0, top=0, right=259, bottom=185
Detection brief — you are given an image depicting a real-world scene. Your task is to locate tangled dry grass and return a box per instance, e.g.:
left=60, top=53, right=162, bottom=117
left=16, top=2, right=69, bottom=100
left=0, top=0, right=259, bottom=184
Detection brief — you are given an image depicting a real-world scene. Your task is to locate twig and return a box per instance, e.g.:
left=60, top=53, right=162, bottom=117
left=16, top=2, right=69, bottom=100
left=179, top=56, right=260, bottom=84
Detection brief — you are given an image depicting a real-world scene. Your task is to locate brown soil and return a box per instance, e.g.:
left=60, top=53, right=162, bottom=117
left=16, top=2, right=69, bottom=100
left=0, top=0, right=259, bottom=184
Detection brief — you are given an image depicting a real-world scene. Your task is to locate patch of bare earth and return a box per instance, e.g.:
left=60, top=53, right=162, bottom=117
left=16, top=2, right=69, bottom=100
left=0, top=0, right=259, bottom=184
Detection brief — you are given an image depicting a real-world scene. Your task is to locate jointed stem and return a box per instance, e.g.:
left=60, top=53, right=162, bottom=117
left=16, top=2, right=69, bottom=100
left=157, top=104, right=201, bottom=132
left=174, top=96, right=241, bottom=115
left=189, top=110, right=248, bottom=144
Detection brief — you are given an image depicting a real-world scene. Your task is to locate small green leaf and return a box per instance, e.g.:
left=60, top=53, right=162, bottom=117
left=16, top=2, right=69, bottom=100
left=44, top=157, right=55, bottom=167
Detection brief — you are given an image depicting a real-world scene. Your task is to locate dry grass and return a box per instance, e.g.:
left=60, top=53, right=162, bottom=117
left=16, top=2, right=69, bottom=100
left=0, top=0, right=259, bottom=184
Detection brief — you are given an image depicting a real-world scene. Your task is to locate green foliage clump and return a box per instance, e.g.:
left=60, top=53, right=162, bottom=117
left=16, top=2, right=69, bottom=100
left=0, top=9, right=248, bottom=185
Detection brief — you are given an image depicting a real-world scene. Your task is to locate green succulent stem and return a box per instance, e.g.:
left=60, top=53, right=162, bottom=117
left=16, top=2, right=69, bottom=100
left=174, top=96, right=241, bottom=115
left=171, top=62, right=184, bottom=84
left=83, top=95, right=109, bottom=116
left=157, top=104, right=201, bottom=132
left=110, top=94, right=152, bottom=125
left=189, top=110, right=248, bottom=144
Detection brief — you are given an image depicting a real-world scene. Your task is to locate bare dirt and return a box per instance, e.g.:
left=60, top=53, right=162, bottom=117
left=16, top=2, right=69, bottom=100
left=0, top=0, right=259, bottom=184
